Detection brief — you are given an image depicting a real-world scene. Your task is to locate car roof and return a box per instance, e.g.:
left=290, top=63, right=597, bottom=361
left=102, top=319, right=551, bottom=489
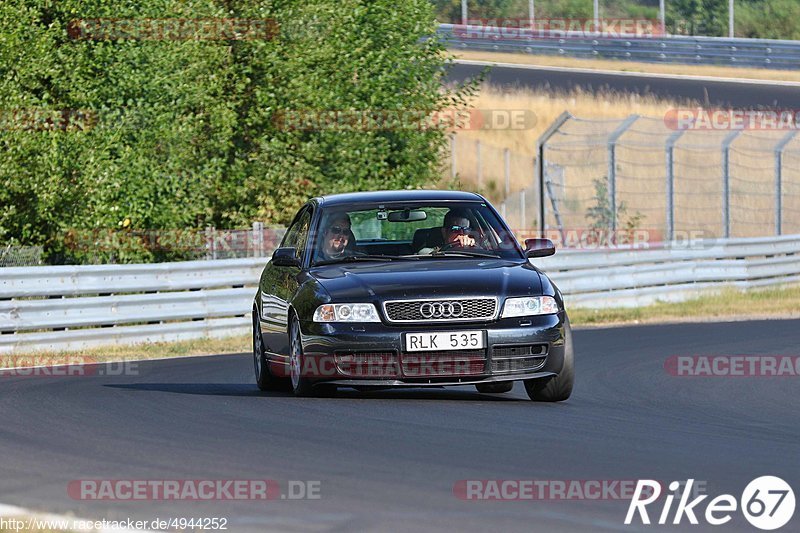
left=315, top=189, right=484, bottom=207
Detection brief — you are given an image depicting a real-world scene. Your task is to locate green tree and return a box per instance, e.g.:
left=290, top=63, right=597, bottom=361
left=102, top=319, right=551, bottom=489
left=0, top=0, right=466, bottom=262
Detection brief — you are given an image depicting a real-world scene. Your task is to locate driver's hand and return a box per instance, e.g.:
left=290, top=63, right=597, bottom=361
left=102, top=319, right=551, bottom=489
left=454, top=234, right=476, bottom=247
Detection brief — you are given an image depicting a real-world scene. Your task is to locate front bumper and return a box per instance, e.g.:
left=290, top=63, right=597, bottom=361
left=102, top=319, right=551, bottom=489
left=292, top=313, right=568, bottom=388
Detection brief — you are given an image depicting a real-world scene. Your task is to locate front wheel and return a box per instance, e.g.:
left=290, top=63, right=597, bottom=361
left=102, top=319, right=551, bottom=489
left=524, top=319, right=574, bottom=402
left=289, top=316, right=317, bottom=397
left=253, top=308, right=281, bottom=391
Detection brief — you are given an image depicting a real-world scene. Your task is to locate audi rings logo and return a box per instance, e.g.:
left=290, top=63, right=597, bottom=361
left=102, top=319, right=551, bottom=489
left=420, top=302, right=464, bottom=319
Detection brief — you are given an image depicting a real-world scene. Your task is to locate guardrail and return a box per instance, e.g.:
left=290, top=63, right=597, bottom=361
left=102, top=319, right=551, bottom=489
left=1, top=235, right=798, bottom=354
left=536, top=234, right=800, bottom=307
left=438, top=23, right=800, bottom=69
left=0, top=258, right=265, bottom=355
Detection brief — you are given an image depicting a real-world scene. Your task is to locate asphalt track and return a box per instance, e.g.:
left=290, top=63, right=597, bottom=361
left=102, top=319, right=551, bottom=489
left=1, top=319, right=799, bottom=532
left=448, top=61, right=800, bottom=108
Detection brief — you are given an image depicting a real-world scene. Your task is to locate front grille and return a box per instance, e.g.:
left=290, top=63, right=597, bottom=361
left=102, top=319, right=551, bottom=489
left=400, top=349, right=486, bottom=377
left=491, top=344, right=547, bottom=374
left=334, top=352, right=399, bottom=378
left=383, top=297, right=497, bottom=323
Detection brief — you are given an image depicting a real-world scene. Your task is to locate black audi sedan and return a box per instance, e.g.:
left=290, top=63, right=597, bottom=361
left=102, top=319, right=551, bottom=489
left=252, top=190, right=573, bottom=401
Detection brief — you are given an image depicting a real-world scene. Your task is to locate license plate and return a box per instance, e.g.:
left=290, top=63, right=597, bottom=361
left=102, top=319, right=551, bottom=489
left=404, top=331, right=484, bottom=352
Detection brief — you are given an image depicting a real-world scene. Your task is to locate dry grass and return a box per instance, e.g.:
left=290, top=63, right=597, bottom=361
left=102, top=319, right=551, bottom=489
left=454, top=50, right=800, bottom=83
left=445, top=83, right=689, bottom=211
left=458, top=83, right=687, bottom=156
left=569, top=284, right=800, bottom=327
left=2, top=335, right=250, bottom=366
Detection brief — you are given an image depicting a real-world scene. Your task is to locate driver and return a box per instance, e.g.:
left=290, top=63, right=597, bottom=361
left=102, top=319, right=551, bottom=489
left=317, top=213, right=354, bottom=262
left=417, top=208, right=476, bottom=254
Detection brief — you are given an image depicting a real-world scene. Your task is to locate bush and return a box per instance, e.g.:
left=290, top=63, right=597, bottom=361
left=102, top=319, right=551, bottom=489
left=0, top=0, right=467, bottom=263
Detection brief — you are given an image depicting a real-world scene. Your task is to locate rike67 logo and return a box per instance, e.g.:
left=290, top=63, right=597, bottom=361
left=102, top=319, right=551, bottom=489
left=626, top=477, right=795, bottom=530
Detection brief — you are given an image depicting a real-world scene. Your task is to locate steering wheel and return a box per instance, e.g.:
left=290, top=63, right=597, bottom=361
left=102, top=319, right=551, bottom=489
left=437, top=234, right=481, bottom=253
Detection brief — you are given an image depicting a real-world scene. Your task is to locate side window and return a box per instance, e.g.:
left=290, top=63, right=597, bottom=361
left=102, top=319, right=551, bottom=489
left=281, top=208, right=312, bottom=261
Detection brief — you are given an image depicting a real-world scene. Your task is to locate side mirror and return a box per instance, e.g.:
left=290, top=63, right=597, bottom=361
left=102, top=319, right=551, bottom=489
left=272, top=247, right=300, bottom=267
left=524, top=238, right=556, bottom=258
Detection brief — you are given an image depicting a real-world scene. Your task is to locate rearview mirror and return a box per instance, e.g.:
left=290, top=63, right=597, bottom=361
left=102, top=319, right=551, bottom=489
left=387, top=209, right=427, bottom=222
left=524, top=238, right=556, bottom=258
left=272, top=247, right=300, bottom=267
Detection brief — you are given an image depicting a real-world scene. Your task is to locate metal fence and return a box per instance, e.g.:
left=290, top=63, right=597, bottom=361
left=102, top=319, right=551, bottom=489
left=535, top=112, right=800, bottom=241
left=0, top=225, right=285, bottom=267
left=3, top=235, right=799, bottom=354
left=447, top=134, right=540, bottom=230
left=438, top=23, right=800, bottom=69
left=0, top=245, right=43, bottom=267
left=0, top=258, right=266, bottom=354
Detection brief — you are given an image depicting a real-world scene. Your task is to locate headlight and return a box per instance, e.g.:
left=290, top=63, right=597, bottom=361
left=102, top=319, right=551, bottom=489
left=501, top=296, right=558, bottom=318
left=313, top=303, right=381, bottom=323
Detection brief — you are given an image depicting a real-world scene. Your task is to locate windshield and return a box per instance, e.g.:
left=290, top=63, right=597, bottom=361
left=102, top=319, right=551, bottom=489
left=311, top=201, right=523, bottom=265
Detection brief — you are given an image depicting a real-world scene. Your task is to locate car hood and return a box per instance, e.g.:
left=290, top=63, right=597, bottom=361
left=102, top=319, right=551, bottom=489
left=309, top=258, right=543, bottom=302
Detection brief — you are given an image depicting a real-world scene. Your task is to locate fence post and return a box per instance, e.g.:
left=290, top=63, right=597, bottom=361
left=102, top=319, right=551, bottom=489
left=721, top=130, right=741, bottom=239
left=504, top=147, right=511, bottom=197
left=607, top=115, right=639, bottom=233
left=476, top=140, right=482, bottom=189
left=450, top=133, right=457, bottom=181
left=774, top=131, right=798, bottom=236
left=501, top=148, right=510, bottom=220
left=205, top=226, right=217, bottom=260
left=665, top=130, right=685, bottom=242
left=252, top=221, right=264, bottom=257
left=536, top=111, right=572, bottom=236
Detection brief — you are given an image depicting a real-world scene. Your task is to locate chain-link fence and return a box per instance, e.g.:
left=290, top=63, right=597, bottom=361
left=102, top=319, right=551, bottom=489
left=540, top=114, right=800, bottom=240
left=446, top=134, right=541, bottom=232
left=0, top=245, right=43, bottom=267
left=445, top=113, right=800, bottom=243
left=0, top=226, right=286, bottom=266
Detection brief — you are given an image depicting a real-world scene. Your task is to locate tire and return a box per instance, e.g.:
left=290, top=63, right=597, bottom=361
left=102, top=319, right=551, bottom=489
left=288, top=315, right=317, bottom=397
left=475, top=382, right=514, bottom=394
left=524, top=319, right=574, bottom=402
left=253, top=308, right=281, bottom=391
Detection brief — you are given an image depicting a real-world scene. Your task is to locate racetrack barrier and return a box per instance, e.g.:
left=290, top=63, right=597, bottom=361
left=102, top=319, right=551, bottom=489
left=438, top=23, right=800, bottom=70
left=2, top=234, right=799, bottom=354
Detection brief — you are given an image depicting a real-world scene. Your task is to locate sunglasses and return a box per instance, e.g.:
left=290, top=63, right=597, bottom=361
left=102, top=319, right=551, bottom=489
left=447, top=225, right=470, bottom=233
left=328, top=225, right=350, bottom=236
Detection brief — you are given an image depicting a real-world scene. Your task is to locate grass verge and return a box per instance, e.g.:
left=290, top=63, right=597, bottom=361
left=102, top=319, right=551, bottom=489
left=569, top=285, right=800, bottom=327
left=453, top=50, right=800, bottom=83
left=2, top=335, right=250, bottom=366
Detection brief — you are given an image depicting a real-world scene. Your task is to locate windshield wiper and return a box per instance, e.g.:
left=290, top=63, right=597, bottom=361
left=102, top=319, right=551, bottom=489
left=426, top=250, right=501, bottom=258
left=314, top=254, right=419, bottom=266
